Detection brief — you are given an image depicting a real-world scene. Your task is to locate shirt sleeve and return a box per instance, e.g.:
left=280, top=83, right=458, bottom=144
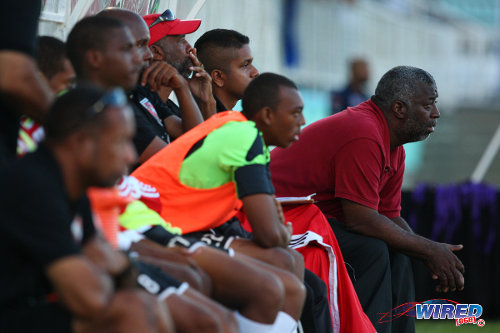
left=333, top=138, right=384, bottom=210
left=218, top=123, right=274, bottom=198
left=131, top=104, right=160, bottom=156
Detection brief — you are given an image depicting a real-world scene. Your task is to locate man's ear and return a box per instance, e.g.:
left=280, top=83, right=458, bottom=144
left=392, top=100, right=407, bottom=119
left=85, top=50, right=103, bottom=70
left=259, top=106, right=274, bottom=126
left=68, top=130, right=94, bottom=164
left=150, top=45, right=164, bottom=61
left=211, top=69, right=225, bottom=88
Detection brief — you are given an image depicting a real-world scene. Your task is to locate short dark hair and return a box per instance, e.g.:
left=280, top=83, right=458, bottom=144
left=44, top=84, right=110, bottom=142
left=374, top=66, right=436, bottom=107
left=194, top=29, right=250, bottom=73
left=242, top=72, right=298, bottom=120
left=66, top=15, right=126, bottom=78
left=36, top=36, right=67, bottom=79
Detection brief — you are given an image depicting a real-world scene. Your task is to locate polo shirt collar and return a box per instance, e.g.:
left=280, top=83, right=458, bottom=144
left=367, top=99, right=393, bottom=171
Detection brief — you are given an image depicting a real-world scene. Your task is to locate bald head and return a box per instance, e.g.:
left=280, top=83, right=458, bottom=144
left=98, top=8, right=143, bottom=30
left=97, top=8, right=152, bottom=66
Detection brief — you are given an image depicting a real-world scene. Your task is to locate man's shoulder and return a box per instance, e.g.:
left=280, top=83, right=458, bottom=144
left=210, top=120, right=259, bottom=148
left=1, top=147, right=59, bottom=186
left=0, top=147, right=66, bottom=213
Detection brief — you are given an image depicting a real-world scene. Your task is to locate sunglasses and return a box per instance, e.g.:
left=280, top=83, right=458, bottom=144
left=149, top=9, right=176, bottom=29
left=89, top=87, right=128, bottom=117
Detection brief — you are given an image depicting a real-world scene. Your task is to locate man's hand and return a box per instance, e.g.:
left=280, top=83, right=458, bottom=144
left=423, top=242, right=465, bottom=292
left=187, top=49, right=216, bottom=118
left=242, top=193, right=292, bottom=248
left=140, top=62, right=187, bottom=92
left=274, top=196, right=285, bottom=225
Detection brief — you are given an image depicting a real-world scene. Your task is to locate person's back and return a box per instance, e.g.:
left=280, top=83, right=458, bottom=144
left=271, top=99, right=405, bottom=221
left=131, top=110, right=256, bottom=232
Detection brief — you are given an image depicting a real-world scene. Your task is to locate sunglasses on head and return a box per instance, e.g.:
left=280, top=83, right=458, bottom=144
left=149, top=9, right=176, bottom=28
left=89, top=87, right=128, bottom=116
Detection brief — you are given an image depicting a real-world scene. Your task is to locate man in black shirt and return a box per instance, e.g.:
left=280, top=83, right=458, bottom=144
left=143, top=10, right=216, bottom=119
left=71, top=13, right=205, bottom=165
left=194, top=29, right=259, bottom=112
left=0, top=85, right=172, bottom=332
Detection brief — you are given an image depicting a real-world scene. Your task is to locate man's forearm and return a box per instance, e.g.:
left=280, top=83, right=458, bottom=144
left=345, top=209, right=433, bottom=260
left=0, top=51, right=53, bottom=122
left=173, top=85, right=204, bottom=132
left=391, top=216, right=414, bottom=234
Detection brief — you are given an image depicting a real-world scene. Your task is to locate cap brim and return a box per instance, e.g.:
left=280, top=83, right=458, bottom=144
left=166, top=19, right=201, bottom=35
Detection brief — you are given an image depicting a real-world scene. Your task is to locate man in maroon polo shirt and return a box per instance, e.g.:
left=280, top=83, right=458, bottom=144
left=270, top=66, right=465, bottom=333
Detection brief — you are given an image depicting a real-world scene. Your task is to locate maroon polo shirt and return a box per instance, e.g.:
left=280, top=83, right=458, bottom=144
left=270, top=99, right=405, bottom=222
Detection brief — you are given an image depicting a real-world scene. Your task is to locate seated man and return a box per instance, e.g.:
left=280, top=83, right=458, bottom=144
left=270, top=66, right=465, bottom=333
left=0, top=85, right=172, bottom=332
left=69, top=12, right=204, bottom=166
left=194, top=28, right=259, bottom=112
left=131, top=72, right=307, bottom=333
left=143, top=9, right=216, bottom=119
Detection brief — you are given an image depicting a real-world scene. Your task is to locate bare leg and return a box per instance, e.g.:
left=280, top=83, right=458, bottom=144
left=73, top=289, right=174, bottom=333
left=189, top=246, right=284, bottom=323
left=230, top=238, right=305, bottom=281
left=166, top=288, right=239, bottom=333
left=234, top=251, right=306, bottom=321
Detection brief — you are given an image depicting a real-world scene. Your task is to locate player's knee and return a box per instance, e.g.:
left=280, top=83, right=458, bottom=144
left=218, top=307, right=239, bottom=333
left=252, top=272, right=285, bottom=322
left=291, top=274, right=307, bottom=306
left=364, top=237, right=390, bottom=266
left=265, top=247, right=296, bottom=273
left=111, top=290, right=172, bottom=331
left=186, top=307, right=223, bottom=333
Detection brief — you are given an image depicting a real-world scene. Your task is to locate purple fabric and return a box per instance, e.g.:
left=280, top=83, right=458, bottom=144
left=432, top=185, right=461, bottom=243
left=407, top=182, right=497, bottom=255
left=407, top=183, right=427, bottom=230
left=460, top=182, right=497, bottom=254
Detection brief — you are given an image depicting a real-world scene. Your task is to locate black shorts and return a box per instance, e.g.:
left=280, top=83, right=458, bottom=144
left=134, top=259, right=189, bottom=300
left=183, top=217, right=253, bottom=251
left=143, top=217, right=251, bottom=254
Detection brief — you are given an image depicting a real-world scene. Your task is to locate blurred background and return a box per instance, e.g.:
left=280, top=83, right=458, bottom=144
left=40, top=0, right=500, bottom=324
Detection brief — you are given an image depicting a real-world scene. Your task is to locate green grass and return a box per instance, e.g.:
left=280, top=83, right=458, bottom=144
left=416, top=320, right=499, bottom=332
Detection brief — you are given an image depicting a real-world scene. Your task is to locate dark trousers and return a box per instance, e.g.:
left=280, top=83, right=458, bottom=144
left=301, top=268, right=334, bottom=333
left=328, top=218, right=415, bottom=333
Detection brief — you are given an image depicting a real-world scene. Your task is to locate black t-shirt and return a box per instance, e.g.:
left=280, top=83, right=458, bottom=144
left=129, top=85, right=178, bottom=156
left=0, top=145, right=96, bottom=331
left=214, top=95, right=228, bottom=113
left=0, top=0, right=41, bottom=168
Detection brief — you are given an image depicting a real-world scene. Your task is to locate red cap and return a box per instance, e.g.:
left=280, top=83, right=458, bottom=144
left=143, top=11, right=201, bottom=46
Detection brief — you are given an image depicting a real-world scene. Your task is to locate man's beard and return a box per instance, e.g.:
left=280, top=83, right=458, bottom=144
left=176, top=58, right=193, bottom=78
